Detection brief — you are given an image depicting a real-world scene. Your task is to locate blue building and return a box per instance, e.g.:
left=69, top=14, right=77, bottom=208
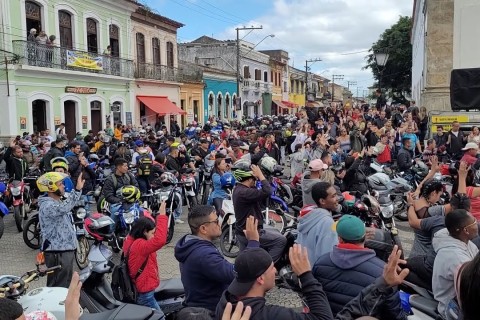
left=203, top=69, right=237, bottom=123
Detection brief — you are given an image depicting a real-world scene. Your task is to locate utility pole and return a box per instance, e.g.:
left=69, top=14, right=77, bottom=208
left=236, top=26, right=262, bottom=119
left=346, top=80, right=357, bottom=91
left=304, top=58, right=322, bottom=104
left=331, top=74, right=344, bottom=102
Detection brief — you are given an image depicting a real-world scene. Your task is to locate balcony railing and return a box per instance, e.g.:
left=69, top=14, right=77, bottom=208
left=12, top=40, right=134, bottom=78
left=135, top=62, right=203, bottom=82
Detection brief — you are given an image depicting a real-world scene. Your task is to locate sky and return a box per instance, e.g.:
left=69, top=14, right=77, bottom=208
left=142, top=0, right=413, bottom=97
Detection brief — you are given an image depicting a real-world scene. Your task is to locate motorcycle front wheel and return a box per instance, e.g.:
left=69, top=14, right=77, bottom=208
left=76, top=236, right=90, bottom=269
left=220, top=226, right=240, bottom=258
left=23, top=215, right=41, bottom=249
left=263, top=209, right=287, bottom=234
left=166, top=217, right=175, bottom=244
left=0, top=216, right=4, bottom=239
left=14, top=205, right=24, bottom=232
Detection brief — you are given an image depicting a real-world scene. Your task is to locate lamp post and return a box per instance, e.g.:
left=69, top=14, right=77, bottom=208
left=331, top=74, right=344, bottom=102
left=374, top=51, right=389, bottom=91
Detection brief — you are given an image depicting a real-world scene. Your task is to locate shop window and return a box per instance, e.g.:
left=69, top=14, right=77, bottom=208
left=58, top=10, right=73, bottom=49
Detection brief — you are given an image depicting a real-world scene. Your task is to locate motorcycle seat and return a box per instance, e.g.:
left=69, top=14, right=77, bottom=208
left=154, top=278, right=184, bottom=301
left=80, top=303, right=163, bottom=320
left=409, top=294, right=439, bottom=319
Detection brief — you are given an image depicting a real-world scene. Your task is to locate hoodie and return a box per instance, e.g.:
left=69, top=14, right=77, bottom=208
left=174, top=234, right=259, bottom=311
left=432, top=228, right=478, bottom=319
left=296, top=207, right=338, bottom=265
left=301, top=171, right=322, bottom=206
left=313, top=245, right=407, bottom=319
left=38, top=190, right=82, bottom=251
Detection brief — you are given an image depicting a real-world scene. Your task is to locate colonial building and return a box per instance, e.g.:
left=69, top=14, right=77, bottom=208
left=260, top=50, right=292, bottom=115
left=288, top=66, right=306, bottom=108
left=202, top=67, right=237, bottom=123
left=0, top=0, right=139, bottom=137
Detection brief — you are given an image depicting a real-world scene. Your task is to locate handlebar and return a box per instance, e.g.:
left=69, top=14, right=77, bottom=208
left=0, top=265, right=61, bottom=297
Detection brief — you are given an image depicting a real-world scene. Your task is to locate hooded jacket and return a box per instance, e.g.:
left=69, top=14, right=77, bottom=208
left=296, top=207, right=338, bottom=265
left=301, top=171, right=322, bottom=206
left=123, top=215, right=168, bottom=293
left=313, top=245, right=407, bottom=319
left=232, top=180, right=271, bottom=234
left=65, top=150, right=82, bottom=182
left=38, top=190, right=82, bottom=251
left=174, top=234, right=259, bottom=311
left=3, top=147, right=29, bottom=180
left=432, top=228, right=478, bottom=319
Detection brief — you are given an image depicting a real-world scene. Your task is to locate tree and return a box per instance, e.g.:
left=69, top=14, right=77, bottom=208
left=365, top=16, right=412, bottom=104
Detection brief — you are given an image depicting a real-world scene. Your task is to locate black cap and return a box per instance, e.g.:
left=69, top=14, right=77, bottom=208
left=228, top=248, right=273, bottom=297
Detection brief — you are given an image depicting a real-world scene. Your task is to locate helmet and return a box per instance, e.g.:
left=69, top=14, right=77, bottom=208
left=367, top=173, right=390, bottom=191
left=259, top=156, right=278, bottom=174
left=220, top=172, right=236, bottom=188
left=36, top=172, right=69, bottom=193
left=84, top=213, right=115, bottom=241
left=156, top=131, right=164, bottom=137
left=101, top=135, right=112, bottom=143
left=131, top=131, right=140, bottom=139
left=361, top=194, right=381, bottom=216
left=25, top=311, right=57, bottom=320
left=195, top=127, right=202, bottom=133
left=160, top=172, right=178, bottom=186
left=139, top=129, right=146, bottom=135
left=89, top=153, right=99, bottom=162
left=123, top=133, right=130, bottom=139
left=121, top=185, right=141, bottom=203
left=232, top=159, right=254, bottom=182
left=50, top=156, right=69, bottom=172
left=232, top=158, right=251, bottom=171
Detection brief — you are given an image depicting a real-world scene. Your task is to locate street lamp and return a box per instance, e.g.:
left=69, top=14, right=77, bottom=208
left=243, top=34, right=275, bottom=57
left=374, top=51, right=389, bottom=107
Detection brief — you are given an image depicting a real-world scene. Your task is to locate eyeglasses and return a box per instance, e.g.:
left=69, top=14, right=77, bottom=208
left=201, top=217, right=219, bottom=226
left=463, top=220, right=477, bottom=231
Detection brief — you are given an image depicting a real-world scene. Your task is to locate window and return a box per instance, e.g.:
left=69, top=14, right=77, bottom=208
left=284, top=81, right=287, bottom=93
left=136, top=33, right=145, bottom=63
left=86, top=18, right=98, bottom=53
left=25, top=1, right=42, bottom=37
left=152, top=38, right=161, bottom=65
left=255, top=69, right=261, bottom=81
left=271, top=71, right=274, bottom=83
left=166, top=41, right=174, bottom=68
left=243, top=66, right=250, bottom=78
left=264, top=71, right=268, bottom=82
left=274, top=73, right=278, bottom=86
left=58, top=10, right=73, bottom=49
left=109, top=24, right=119, bottom=57
left=290, top=80, right=294, bottom=93
left=225, top=95, right=230, bottom=118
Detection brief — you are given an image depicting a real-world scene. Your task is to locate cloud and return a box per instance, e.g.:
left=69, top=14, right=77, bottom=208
left=217, top=0, right=413, bottom=93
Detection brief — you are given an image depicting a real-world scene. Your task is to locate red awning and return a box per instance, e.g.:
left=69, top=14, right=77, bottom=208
left=306, top=101, right=324, bottom=108
left=137, top=96, right=186, bottom=115
left=282, top=100, right=298, bottom=108
left=273, top=100, right=289, bottom=109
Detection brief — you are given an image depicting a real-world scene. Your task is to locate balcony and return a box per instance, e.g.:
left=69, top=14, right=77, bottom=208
left=12, top=40, right=134, bottom=78
left=242, top=80, right=255, bottom=91
left=263, top=82, right=273, bottom=92
left=254, top=80, right=261, bottom=92
left=135, top=62, right=202, bottom=82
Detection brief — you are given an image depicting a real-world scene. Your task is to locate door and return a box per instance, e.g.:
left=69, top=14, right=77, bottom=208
left=64, top=100, right=76, bottom=139
left=90, top=101, right=102, bottom=134
left=32, top=100, right=47, bottom=133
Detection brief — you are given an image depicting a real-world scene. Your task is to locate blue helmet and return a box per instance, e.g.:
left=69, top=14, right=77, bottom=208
left=220, top=172, right=236, bottom=188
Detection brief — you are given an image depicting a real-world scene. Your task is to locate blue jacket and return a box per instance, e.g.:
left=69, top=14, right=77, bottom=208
left=208, top=172, right=228, bottom=204
left=313, top=245, right=408, bottom=320
left=174, top=234, right=259, bottom=311
left=296, top=208, right=338, bottom=265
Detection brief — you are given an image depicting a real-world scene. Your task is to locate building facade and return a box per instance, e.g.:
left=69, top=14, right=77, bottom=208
left=260, top=50, right=288, bottom=115
left=0, top=0, right=138, bottom=137
left=203, top=69, right=237, bottom=123
left=289, top=66, right=306, bottom=108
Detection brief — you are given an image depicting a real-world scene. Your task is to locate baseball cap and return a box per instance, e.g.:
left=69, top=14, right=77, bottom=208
left=335, top=215, right=365, bottom=241
left=462, top=142, right=479, bottom=151
left=228, top=248, right=273, bottom=297
left=135, top=140, right=144, bottom=147
left=308, top=159, right=328, bottom=171
left=199, top=138, right=209, bottom=144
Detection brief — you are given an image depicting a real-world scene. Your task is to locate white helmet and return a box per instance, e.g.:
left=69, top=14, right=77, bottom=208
left=259, top=156, right=278, bottom=174
left=367, top=172, right=390, bottom=191
left=156, top=131, right=164, bottom=137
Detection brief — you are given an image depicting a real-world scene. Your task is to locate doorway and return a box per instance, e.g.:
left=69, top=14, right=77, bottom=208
left=64, top=100, right=76, bottom=139
left=90, top=101, right=102, bottom=133
left=32, top=100, right=47, bottom=133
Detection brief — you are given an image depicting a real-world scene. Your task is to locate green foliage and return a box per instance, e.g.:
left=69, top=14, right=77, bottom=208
left=365, top=16, right=412, bottom=104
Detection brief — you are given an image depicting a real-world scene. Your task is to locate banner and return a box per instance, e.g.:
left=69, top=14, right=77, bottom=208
left=66, top=50, right=103, bottom=71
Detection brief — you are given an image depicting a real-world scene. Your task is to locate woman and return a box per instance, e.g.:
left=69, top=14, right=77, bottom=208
left=452, top=165, right=480, bottom=221
left=418, top=106, right=429, bottom=143
left=208, top=157, right=231, bottom=213
left=468, top=126, right=480, bottom=145
left=113, top=141, right=132, bottom=163
left=114, top=123, right=123, bottom=142
left=374, top=134, right=392, bottom=164
left=123, top=202, right=168, bottom=310
left=380, top=120, right=395, bottom=138
left=336, top=128, right=351, bottom=154
left=290, top=144, right=307, bottom=178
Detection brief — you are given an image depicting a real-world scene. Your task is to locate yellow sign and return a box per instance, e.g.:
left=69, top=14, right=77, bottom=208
left=20, top=117, right=26, bottom=130
left=431, top=125, right=452, bottom=132
left=431, top=115, right=469, bottom=123
left=66, top=50, right=104, bottom=71
left=54, top=117, right=61, bottom=126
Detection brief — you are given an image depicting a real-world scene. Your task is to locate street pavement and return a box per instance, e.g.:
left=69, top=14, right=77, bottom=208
left=0, top=205, right=414, bottom=309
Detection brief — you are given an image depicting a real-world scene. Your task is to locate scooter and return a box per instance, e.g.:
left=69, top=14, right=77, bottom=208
left=218, top=189, right=238, bottom=258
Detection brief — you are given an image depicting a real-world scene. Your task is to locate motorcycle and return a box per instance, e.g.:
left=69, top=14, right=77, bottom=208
left=5, top=177, right=34, bottom=232
left=198, top=158, right=215, bottom=205
left=218, top=189, right=239, bottom=258
left=0, top=179, right=11, bottom=239
left=80, top=214, right=184, bottom=319
left=179, top=168, right=198, bottom=212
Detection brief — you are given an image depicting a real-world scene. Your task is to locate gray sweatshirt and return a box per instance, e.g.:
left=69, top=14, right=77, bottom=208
left=432, top=228, right=478, bottom=319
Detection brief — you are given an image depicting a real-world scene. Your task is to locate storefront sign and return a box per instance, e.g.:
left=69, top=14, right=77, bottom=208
left=20, top=117, right=26, bottom=130
left=82, top=116, right=88, bottom=130
left=126, top=112, right=132, bottom=125
left=54, top=117, right=61, bottom=126
left=187, top=114, right=194, bottom=123
left=65, top=86, right=97, bottom=94
left=66, top=50, right=103, bottom=71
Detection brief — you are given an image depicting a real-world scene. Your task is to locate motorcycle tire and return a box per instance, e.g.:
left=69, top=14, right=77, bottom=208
left=394, top=209, right=408, bottom=221
left=219, top=226, right=240, bottom=258
left=76, top=236, right=90, bottom=269
left=201, top=184, right=211, bottom=205
left=392, top=234, right=405, bottom=259
left=0, top=216, right=4, bottom=240
left=14, top=205, right=24, bottom=232
left=166, top=218, right=175, bottom=244
left=188, top=195, right=198, bottom=211
left=23, top=215, right=41, bottom=250
left=262, top=209, right=287, bottom=234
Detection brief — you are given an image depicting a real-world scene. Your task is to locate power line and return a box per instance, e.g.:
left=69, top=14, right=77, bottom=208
left=198, top=0, right=251, bottom=25
left=167, top=0, right=245, bottom=25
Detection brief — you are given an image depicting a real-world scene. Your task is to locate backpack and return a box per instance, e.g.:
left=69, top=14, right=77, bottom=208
left=137, top=153, right=152, bottom=176
left=111, top=241, right=148, bottom=303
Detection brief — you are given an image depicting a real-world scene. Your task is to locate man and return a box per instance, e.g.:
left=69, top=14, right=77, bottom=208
left=4, top=139, right=29, bottom=180
left=191, top=138, right=210, bottom=168
left=313, top=215, right=408, bottom=319
left=161, top=136, right=176, bottom=155
left=175, top=209, right=260, bottom=313
left=375, top=89, right=386, bottom=109
left=460, top=142, right=479, bottom=166
left=374, top=111, right=387, bottom=129
left=264, top=133, right=280, bottom=163
left=446, top=121, right=466, bottom=158
left=301, top=159, right=328, bottom=206
left=55, top=123, right=66, bottom=138
left=65, top=141, right=82, bottom=182
left=366, top=123, right=379, bottom=147
left=327, top=115, right=338, bottom=138
left=97, top=136, right=117, bottom=162
left=37, top=171, right=84, bottom=287
left=104, top=121, right=114, bottom=137
left=297, top=181, right=339, bottom=265
left=433, top=125, right=448, bottom=149
left=422, top=139, right=437, bottom=162
left=232, top=164, right=286, bottom=262
left=433, top=209, right=479, bottom=319
left=165, top=144, right=183, bottom=173
left=402, top=125, right=422, bottom=155
left=41, top=137, right=65, bottom=172
left=397, top=137, right=415, bottom=172
left=131, top=140, right=153, bottom=193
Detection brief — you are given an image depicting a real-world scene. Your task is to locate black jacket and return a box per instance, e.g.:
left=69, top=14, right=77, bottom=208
left=98, top=144, right=117, bottom=161
left=101, top=172, right=138, bottom=204
left=344, top=157, right=371, bottom=194
left=447, top=130, right=465, bottom=156
left=433, top=134, right=448, bottom=148
left=4, top=147, right=29, bottom=180
left=397, top=148, right=413, bottom=172
left=81, top=166, right=96, bottom=193
left=232, top=181, right=271, bottom=234
left=65, top=151, right=81, bottom=182
left=41, top=146, right=64, bottom=172
left=313, top=246, right=407, bottom=319
left=165, top=155, right=182, bottom=172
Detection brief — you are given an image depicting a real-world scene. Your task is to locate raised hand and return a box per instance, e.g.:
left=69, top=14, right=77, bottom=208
left=243, top=215, right=259, bottom=242
left=383, top=245, right=409, bottom=287
left=289, top=244, right=311, bottom=276
left=65, top=272, right=82, bottom=320
left=76, top=172, right=85, bottom=190
left=458, top=161, right=469, bottom=176
left=222, top=301, right=252, bottom=320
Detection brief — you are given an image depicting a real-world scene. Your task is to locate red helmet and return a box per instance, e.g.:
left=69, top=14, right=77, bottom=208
left=84, top=213, right=114, bottom=241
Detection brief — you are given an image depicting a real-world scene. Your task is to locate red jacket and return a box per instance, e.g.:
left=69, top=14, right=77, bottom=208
left=123, top=215, right=168, bottom=293
left=377, top=145, right=391, bottom=164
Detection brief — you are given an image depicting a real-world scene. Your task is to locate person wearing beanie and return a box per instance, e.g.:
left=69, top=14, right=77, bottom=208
left=312, top=215, right=408, bottom=319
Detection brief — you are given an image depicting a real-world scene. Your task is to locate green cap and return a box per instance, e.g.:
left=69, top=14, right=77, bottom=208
left=336, top=215, right=365, bottom=241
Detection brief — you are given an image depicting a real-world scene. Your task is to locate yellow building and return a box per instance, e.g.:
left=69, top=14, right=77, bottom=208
left=179, top=81, right=204, bottom=127
left=289, top=66, right=306, bottom=109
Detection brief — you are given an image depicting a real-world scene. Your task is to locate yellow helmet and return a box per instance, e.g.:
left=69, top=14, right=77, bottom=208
left=121, top=185, right=141, bottom=203
left=51, top=157, right=69, bottom=172
left=36, top=172, right=69, bottom=193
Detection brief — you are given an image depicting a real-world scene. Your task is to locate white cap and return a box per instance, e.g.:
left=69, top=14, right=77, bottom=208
left=462, top=142, right=479, bottom=151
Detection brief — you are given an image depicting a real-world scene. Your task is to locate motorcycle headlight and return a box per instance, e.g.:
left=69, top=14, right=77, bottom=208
left=76, top=208, right=87, bottom=219
left=11, top=187, right=21, bottom=196
left=159, top=191, right=170, bottom=202
left=381, top=204, right=394, bottom=219
left=123, top=210, right=136, bottom=224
